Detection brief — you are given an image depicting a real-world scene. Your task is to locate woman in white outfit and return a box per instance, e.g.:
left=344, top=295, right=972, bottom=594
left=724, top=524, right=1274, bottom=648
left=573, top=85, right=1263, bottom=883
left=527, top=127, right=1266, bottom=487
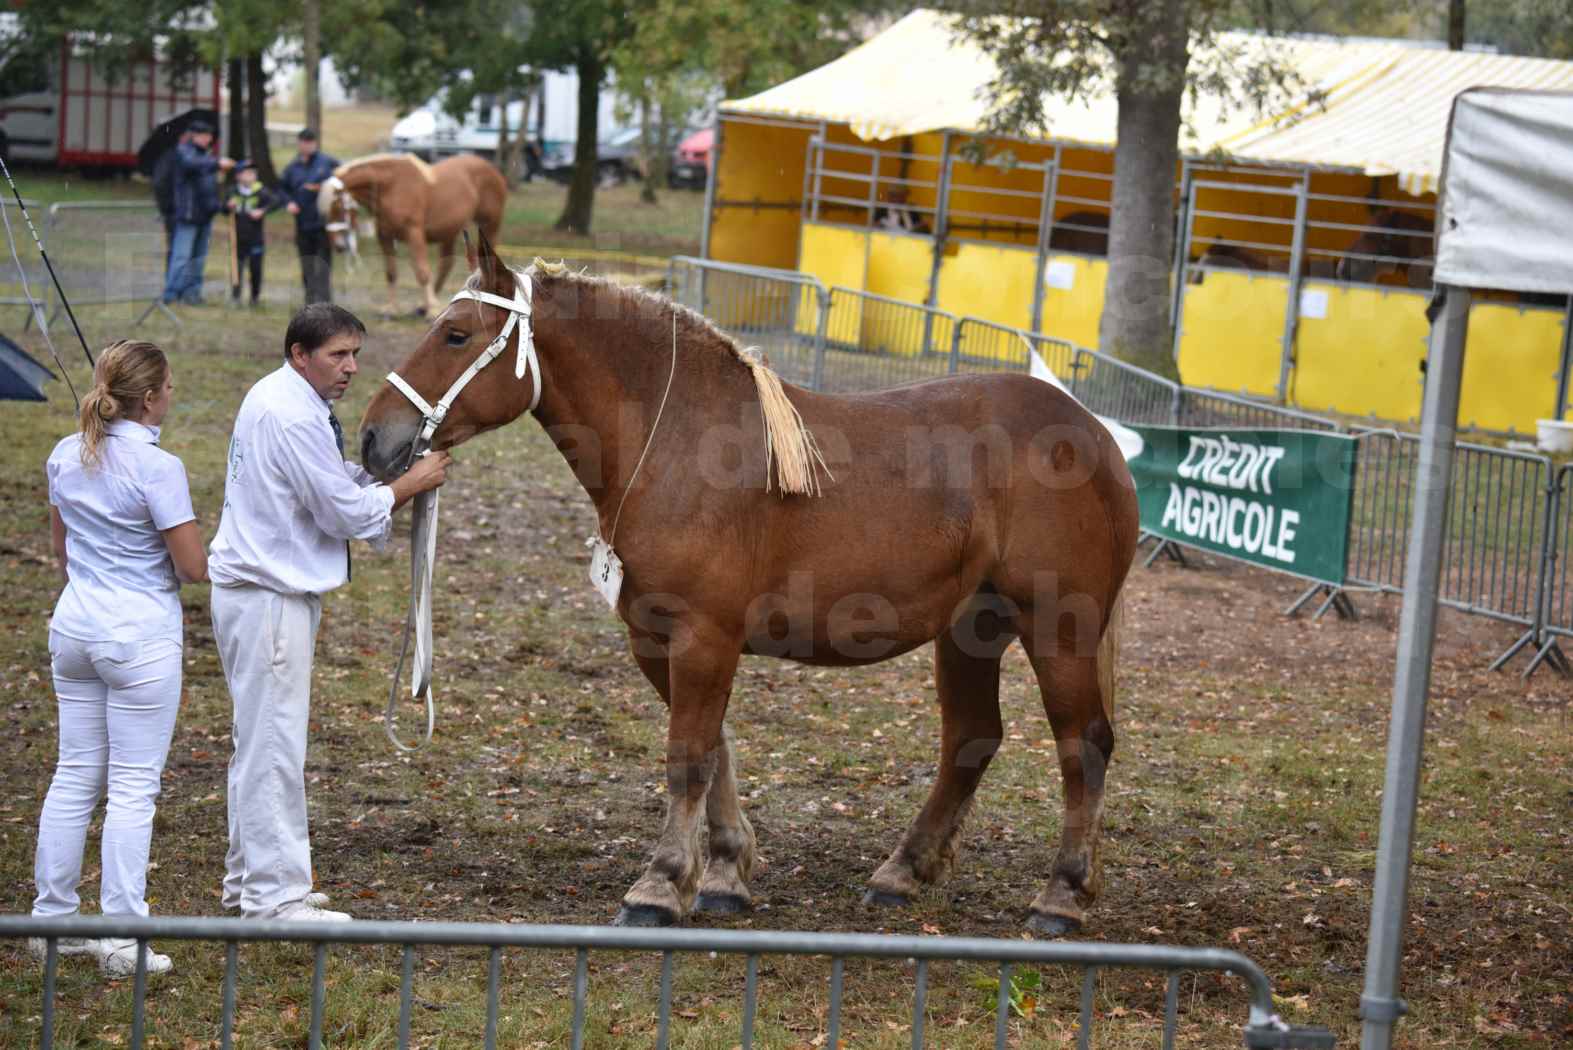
left=32, top=341, right=207, bottom=978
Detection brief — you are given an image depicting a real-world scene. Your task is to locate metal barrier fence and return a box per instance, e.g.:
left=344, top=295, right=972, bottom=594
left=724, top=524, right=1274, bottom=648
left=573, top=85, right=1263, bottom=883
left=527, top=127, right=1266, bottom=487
left=43, top=202, right=179, bottom=326
left=1, top=915, right=1334, bottom=1050
left=1537, top=464, right=1573, bottom=672
left=667, top=255, right=828, bottom=388
left=0, top=197, right=51, bottom=323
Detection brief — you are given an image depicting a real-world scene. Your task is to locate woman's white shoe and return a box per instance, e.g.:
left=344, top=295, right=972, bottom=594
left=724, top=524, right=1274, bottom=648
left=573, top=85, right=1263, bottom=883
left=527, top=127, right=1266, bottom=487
left=27, top=936, right=103, bottom=961
left=99, top=940, right=173, bottom=978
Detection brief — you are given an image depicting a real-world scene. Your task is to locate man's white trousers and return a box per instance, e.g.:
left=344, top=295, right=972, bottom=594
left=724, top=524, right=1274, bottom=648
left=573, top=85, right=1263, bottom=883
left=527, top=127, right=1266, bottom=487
left=211, top=583, right=321, bottom=918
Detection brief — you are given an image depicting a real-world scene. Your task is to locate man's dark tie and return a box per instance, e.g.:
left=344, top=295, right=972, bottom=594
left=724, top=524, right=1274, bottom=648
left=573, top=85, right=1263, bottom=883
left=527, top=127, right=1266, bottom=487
left=329, top=409, right=351, bottom=581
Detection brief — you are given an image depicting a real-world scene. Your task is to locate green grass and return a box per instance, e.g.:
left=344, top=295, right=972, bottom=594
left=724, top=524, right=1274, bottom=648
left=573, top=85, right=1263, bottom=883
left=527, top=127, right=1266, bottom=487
left=0, top=286, right=1568, bottom=1048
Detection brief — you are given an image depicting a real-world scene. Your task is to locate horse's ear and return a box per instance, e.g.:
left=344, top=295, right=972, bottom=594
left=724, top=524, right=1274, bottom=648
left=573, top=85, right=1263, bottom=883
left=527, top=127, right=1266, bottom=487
left=475, top=226, right=503, bottom=289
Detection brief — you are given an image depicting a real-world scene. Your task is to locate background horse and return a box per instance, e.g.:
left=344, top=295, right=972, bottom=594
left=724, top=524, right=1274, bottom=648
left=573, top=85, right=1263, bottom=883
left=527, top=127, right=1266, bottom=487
left=1334, top=207, right=1434, bottom=288
left=359, top=233, right=1138, bottom=935
left=319, top=153, right=507, bottom=316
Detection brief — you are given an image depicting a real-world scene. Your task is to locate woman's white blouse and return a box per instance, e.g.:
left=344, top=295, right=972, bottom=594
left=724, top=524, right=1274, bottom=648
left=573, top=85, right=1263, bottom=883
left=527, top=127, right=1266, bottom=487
left=47, top=419, right=196, bottom=645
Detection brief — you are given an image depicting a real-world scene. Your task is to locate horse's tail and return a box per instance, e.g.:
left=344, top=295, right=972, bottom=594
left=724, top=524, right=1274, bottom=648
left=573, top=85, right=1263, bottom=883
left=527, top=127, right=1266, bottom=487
left=1097, top=594, right=1121, bottom=722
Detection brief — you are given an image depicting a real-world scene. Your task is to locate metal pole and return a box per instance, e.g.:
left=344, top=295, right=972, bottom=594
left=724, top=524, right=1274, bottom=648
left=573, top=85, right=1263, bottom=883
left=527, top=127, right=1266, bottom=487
left=1170, top=179, right=1199, bottom=368
left=1030, top=145, right=1061, bottom=335
left=924, top=131, right=954, bottom=310
left=1360, top=285, right=1471, bottom=1050
left=1169, top=159, right=1193, bottom=334
left=1554, top=296, right=1573, bottom=419
left=1277, top=176, right=1310, bottom=405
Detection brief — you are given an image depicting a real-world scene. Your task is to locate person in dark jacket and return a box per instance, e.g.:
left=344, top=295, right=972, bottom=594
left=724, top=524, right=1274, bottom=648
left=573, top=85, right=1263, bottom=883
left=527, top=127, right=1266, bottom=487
left=278, top=129, right=339, bottom=305
left=151, top=130, right=191, bottom=268
left=160, top=121, right=234, bottom=306
left=224, top=161, right=280, bottom=306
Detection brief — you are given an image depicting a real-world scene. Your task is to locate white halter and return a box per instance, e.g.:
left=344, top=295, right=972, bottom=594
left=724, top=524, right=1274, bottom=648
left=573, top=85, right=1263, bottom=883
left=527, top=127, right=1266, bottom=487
left=384, top=273, right=540, bottom=456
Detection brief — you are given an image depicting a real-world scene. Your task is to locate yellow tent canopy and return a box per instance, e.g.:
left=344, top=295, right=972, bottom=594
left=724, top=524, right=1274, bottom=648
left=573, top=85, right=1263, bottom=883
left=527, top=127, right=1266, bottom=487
left=723, top=9, right=1573, bottom=193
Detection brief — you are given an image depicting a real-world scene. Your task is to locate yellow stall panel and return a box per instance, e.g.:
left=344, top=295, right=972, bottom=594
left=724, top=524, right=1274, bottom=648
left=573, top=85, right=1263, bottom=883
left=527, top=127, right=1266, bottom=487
left=867, top=230, right=934, bottom=305
left=1177, top=270, right=1289, bottom=398
left=799, top=222, right=869, bottom=346
left=708, top=118, right=815, bottom=270
left=934, top=241, right=1035, bottom=332
left=1038, top=253, right=1106, bottom=349
left=1459, top=304, right=1566, bottom=435
left=1292, top=281, right=1427, bottom=424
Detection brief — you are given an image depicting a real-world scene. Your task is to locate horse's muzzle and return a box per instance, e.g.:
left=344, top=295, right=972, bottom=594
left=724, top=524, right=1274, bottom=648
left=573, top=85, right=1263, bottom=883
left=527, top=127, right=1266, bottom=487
left=360, top=422, right=417, bottom=481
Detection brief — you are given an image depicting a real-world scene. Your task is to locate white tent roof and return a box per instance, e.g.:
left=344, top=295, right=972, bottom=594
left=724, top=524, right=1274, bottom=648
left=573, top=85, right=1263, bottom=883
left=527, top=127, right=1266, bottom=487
left=723, top=10, right=1573, bottom=194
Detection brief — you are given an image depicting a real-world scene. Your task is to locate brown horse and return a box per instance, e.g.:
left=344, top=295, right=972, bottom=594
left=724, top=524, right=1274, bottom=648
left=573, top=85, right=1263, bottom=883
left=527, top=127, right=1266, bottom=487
left=319, top=153, right=508, bottom=316
left=1334, top=207, right=1434, bottom=288
left=358, top=233, right=1138, bottom=934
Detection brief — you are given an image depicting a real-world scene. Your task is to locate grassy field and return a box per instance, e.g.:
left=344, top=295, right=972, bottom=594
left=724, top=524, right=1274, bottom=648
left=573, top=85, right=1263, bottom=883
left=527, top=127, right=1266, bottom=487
left=0, top=169, right=1569, bottom=1046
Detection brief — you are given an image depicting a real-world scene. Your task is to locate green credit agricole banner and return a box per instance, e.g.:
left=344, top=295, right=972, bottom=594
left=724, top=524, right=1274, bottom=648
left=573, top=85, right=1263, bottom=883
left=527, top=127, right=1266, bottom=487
left=1126, top=425, right=1358, bottom=586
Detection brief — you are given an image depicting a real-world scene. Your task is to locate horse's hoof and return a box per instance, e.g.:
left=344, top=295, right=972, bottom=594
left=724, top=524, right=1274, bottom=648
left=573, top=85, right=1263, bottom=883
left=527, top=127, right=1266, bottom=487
left=695, top=893, right=749, bottom=915
left=862, top=889, right=910, bottom=908
left=1025, top=911, right=1082, bottom=938
left=412, top=306, right=428, bottom=318
left=612, top=904, right=678, bottom=927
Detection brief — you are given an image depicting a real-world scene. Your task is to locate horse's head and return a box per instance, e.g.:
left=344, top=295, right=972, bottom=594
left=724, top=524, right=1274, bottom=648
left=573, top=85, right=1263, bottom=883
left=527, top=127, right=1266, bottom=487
left=358, top=230, right=541, bottom=480
left=318, top=175, right=360, bottom=255
left=1336, top=208, right=1434, bottom=284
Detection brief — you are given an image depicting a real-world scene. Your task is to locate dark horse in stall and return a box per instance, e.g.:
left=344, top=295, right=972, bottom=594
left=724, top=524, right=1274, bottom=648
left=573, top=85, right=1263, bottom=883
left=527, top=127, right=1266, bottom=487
left=359, top=233, right=1138, bottom=934
left=1334, top=207, right=1434, bottom=288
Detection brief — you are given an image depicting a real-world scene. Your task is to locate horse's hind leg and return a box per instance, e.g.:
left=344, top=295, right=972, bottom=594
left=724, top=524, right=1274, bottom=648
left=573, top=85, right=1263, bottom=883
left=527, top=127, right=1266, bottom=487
left=377, top=231, right=400, bottom=317
left=866, top=605, right=1008, bottom=906
left=1016, top=620, right=1115, bottom=936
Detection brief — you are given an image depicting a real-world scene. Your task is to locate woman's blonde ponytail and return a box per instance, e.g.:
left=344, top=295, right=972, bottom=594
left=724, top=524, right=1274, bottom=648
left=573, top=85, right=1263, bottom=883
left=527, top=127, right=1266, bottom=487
left=78, top=341, right=169, bottom=468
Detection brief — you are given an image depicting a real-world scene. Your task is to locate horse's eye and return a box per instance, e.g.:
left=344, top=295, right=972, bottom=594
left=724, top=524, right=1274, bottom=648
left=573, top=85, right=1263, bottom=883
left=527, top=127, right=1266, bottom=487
left=446, top=330, right=469, bottom=348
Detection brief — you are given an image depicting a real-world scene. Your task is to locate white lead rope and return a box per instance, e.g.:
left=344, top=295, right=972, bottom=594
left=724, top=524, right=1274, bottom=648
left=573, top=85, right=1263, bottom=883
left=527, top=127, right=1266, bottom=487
left=384, top=483, right=439, bottom=751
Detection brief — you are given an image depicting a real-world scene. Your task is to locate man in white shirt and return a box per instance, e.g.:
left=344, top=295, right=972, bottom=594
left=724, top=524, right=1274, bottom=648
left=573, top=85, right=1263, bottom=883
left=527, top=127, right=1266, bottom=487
left=208, top=303, right=451, bottom=921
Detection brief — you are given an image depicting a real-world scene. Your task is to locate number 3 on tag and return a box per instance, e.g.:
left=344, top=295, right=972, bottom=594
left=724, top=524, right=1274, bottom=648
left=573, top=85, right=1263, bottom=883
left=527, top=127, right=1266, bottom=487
left=586, top=537, right=623, bottom=609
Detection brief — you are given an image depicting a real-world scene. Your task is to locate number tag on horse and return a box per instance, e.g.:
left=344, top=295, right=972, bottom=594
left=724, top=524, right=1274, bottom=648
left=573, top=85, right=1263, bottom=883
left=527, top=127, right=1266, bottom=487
left=586, top=536, right=623, bottom=610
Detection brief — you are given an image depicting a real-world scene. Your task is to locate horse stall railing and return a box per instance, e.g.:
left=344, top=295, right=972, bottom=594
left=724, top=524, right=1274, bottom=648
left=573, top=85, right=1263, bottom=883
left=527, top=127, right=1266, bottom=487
left=667, top=256, right=829, bottom=389
left=1, top=915, right=1336, bottom=1050
left=1343, top=429, right=1562, bottom=672
left=0, top=197, right=53, bottom=327
left=821, top=286, right=959, bottom=392
left=804, top=137, right=940, bottom=234
left=44, top=202, right=181, bottom=327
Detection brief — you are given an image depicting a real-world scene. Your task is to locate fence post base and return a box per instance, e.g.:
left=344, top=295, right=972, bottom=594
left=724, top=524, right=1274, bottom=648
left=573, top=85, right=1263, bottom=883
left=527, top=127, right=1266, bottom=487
left=1517, top=636, right=1571, bottom=679
left=1286, top=583, right=1357, bottom=621
left=133, top=298, right=182, bottom=329
left=1140, top=533, right=1188, bottom=569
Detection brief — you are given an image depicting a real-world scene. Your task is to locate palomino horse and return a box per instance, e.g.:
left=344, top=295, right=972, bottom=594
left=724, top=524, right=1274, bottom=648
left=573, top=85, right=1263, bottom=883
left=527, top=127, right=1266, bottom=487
left=358, top=233, right=1138, bottom=934
left=319, top=153, right=507, bottom=316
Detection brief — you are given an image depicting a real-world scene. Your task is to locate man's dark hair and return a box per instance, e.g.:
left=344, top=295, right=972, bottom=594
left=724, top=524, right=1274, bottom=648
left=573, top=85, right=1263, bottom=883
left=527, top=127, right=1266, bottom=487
left=298, top=128, right=318, bottom=142
left=285, top=304, right=365, bottom=360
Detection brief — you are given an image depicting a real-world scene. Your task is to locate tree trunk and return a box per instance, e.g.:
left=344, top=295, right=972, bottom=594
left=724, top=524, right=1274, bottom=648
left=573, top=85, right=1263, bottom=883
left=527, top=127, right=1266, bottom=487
left=1098, top=0, right=1187, bottom=379
left=303, top=0, right=322, bottom=134
left=1448, top=0, right=1466, bottom=50
left=226, top=57, right=246, bottom=162
left=246, top=54, right=279, bottom=186
left=555, top=50, right=603, bottom=235
left=498, top=93, right=516, bottom=190
left=639, top=93, right=658, bottom=205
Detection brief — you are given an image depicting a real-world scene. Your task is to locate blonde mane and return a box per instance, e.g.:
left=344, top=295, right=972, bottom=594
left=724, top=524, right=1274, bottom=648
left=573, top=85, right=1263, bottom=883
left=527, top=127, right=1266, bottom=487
left=334, top=152, right=437, bottom=184
left=476, top=261, right=831, bottom=497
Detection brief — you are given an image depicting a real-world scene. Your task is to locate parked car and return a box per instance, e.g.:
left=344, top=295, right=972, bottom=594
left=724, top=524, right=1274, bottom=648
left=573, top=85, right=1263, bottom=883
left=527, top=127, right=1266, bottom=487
left=669, top=127, right=713, bottom=189
left=543, top=126, right=647, bottom=184
left=389, top=96, right=550, bottom=179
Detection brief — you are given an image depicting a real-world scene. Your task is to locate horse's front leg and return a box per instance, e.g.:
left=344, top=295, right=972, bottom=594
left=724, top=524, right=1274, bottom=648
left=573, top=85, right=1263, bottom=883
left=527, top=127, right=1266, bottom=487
left=616, top=629, right=742, bottom=927
left=404, top=226, right=437, bottom=317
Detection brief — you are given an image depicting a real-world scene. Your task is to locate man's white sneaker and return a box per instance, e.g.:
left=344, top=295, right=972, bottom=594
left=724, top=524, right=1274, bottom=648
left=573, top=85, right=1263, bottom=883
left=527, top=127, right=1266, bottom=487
left=100, top=940, right=173, bottom=978
left=303, top=891, right=331, bottom=909
left=275, top=900, right=351, bottom=923
left=27, top=936, right=103, bottom=961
